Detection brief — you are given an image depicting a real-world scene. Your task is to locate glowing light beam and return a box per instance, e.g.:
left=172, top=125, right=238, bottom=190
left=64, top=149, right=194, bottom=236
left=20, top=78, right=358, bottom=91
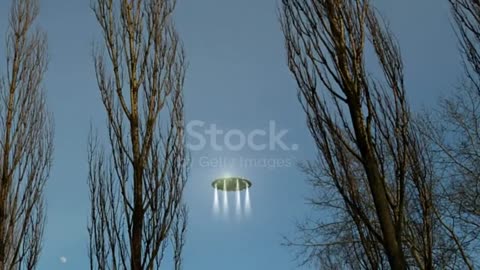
left=213, top=183, right=220, bottom=216
left=245, top=185, right=251, bottom=216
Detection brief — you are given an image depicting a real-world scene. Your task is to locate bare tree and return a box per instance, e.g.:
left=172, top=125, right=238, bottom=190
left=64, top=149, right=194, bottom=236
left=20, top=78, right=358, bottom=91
left=88, top=0, right=188, bottom=269
left=280, top=0, right=451, bottom=269
left=450, top=0, right=480, bottom=92
left=0, top=0, right=52, bottom=269
left=412, top=0, right=480, bottom=268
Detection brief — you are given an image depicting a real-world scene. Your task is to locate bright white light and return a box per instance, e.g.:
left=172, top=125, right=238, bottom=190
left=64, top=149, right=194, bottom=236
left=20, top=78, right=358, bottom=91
left=235, top=179, right=242, bottom=218
left=213, top=183, right=220, bottom=216
left=244, top=186, right=251, bottom=216
left=223, top=179, right=229, bottom=216
left=60, top=256, right=67, bottom=264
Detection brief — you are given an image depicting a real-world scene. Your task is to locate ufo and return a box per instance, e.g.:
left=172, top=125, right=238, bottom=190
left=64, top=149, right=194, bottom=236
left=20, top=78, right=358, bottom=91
left=211, top=177, right=252, bottom=192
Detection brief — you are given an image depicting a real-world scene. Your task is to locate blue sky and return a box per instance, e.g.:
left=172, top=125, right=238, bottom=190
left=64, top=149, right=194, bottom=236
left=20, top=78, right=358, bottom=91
left=0, top=0, right=461, bottom=269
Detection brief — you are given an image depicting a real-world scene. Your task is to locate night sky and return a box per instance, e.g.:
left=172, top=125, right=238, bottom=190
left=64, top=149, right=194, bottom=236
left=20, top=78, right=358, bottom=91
left=0, top=0, right=460, bottom=269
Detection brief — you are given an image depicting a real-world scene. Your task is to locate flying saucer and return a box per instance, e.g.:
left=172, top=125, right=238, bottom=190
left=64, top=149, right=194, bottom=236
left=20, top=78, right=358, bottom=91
left=211, top=177, right=252, bottom=192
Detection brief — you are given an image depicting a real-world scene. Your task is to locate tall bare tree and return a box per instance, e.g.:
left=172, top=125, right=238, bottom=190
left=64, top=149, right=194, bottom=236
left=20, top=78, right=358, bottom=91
left=0, top=0, right=52, bottom=269
left=88, top=0, right=188, bottom=269
left=280, top=0, right=454, bottom=269
left=414, top=0, right=480, bottom=268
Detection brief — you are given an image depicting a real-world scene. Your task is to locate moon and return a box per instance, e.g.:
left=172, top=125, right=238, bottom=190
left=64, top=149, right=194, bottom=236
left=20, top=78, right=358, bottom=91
left=60, top=256, right=67, bottom=264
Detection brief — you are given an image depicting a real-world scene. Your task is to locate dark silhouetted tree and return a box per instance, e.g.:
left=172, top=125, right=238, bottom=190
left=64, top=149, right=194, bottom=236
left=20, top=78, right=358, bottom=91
left=280, top=0, right=463, bottom=269
left=88, top=0, right=188, bottom=269
left=0, top=0, right=52, bottom=269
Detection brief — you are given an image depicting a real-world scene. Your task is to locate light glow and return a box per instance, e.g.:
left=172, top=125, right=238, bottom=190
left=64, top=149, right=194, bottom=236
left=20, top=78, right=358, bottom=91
left=235, top=179, right=242, bottom=218
left=213, top=183, right=220, bottom=216
left=223, top=179, right=229, bottom=216
left=245, top=185, right=251, bottom=216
